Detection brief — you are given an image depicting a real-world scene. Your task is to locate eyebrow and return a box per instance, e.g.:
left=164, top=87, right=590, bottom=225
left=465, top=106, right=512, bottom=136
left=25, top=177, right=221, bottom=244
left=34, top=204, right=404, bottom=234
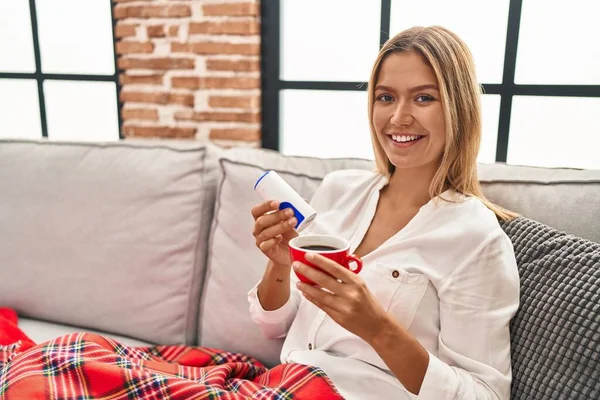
left=375, top=84, right=439, bottom=92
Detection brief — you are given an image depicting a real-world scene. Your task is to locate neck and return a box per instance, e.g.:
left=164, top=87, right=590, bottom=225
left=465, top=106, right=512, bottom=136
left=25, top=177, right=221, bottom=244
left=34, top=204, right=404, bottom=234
left=382, top=163, right=439, bottom=208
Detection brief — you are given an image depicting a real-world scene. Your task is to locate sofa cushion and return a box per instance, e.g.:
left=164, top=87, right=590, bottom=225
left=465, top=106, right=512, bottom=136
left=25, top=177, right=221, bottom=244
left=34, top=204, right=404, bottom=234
left=479, top=163, right=600, bottom=243
left=198, top=147, right=374, bottom=366
left=18, top=318, right=151, bottom=347
left=0, top=139, right=219, bottom=345
left=500, top=217, right=600, bottom=399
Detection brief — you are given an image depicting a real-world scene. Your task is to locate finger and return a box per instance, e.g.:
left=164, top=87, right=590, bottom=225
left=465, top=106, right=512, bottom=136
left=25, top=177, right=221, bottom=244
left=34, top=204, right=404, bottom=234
left=254, top=207, right=295, bottom=232
left=305, top=253, right=356, bottom=282
left=256, top=217, right=297, bottom=243
left=251, top=201, right=279, bottom=220
left=258, top=236, right=280, bottom=252
left=253, top=209, right=295, bottom=237
left=293, top=261, right=342, bottom=293
left=298, top=282, right=336, bottom=311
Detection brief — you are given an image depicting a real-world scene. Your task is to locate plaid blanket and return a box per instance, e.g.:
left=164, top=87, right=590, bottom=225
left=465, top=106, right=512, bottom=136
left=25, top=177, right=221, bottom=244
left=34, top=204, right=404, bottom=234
left=0, top=309, right=342, bottom=399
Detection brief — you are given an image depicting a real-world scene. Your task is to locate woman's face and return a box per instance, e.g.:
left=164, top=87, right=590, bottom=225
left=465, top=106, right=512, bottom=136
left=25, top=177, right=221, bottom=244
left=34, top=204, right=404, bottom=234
left=372, top=51, right=446, bottom=173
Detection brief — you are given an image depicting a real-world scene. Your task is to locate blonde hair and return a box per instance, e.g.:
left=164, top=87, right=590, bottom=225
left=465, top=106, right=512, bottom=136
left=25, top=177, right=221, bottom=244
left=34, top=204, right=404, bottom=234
left=368, top=26, right=517, bottom=221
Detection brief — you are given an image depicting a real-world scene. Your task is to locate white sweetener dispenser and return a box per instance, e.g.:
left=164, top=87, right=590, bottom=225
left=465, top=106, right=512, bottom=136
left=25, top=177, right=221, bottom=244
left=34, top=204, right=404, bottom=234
left=254, top=170, right=317, bottom=232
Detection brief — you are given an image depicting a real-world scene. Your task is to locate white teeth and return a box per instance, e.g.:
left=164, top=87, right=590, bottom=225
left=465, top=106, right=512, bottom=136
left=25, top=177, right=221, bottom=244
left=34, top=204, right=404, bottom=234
left=392, top=135, right=420, bottom=143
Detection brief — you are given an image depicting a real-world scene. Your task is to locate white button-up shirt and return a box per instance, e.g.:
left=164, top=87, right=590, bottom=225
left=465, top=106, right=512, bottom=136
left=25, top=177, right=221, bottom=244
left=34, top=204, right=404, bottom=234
left=248, top=170, right=520, bottom=399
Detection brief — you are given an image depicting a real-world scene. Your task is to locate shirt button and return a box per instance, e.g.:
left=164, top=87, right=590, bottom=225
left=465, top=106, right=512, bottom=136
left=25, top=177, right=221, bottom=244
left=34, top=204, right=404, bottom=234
left=308, top=343, right=313, bottom=350
left=392, top=270, right=400, bottom=278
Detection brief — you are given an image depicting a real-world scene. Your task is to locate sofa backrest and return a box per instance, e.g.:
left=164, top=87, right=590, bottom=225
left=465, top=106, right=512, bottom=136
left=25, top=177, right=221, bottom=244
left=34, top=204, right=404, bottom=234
left=201, top=146, right=600, bottom=369
left=0, top=139, right=219, bottom=345
left=478, top=163, right=600, bottom=243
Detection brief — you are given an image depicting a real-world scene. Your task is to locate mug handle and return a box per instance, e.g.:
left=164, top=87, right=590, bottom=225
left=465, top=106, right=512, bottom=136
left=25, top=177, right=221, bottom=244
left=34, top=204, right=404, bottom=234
left=344, top=254, right=363, bottom=274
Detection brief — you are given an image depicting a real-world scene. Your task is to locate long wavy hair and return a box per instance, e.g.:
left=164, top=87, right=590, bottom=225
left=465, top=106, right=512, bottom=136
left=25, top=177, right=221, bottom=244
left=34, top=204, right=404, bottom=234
left=368, top=26, right=517, bottom=221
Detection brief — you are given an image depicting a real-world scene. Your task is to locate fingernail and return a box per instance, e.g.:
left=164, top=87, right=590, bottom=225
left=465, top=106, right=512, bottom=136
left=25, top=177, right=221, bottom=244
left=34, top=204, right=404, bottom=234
left=296, top=282, right=302, bottom=289
left=271, top=201, right=279, bottom=208
left=292, top=262, right=300, bottom=269
left=288, top=217, right=297, bottom=226
left=286, top=209, right=294, bottom=217
left=305, top=252, right=315, bottom=260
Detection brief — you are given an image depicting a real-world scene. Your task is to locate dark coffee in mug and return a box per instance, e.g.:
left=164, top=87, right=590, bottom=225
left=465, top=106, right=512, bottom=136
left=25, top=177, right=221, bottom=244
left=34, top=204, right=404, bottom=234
left=289, top=234, right=363, bottom=285
left=300, top=245, right=339, bottom=251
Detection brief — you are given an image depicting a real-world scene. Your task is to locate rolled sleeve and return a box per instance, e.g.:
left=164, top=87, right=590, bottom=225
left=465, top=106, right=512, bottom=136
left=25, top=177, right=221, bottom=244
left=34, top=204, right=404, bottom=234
left=247, top=281, right=300, bottom=339
left=413, top=351, right=457, bottom=399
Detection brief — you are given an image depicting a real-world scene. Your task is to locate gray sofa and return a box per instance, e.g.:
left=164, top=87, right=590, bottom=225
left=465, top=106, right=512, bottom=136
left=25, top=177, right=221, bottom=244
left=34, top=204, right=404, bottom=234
left=1, top=139, right=598, bottom=399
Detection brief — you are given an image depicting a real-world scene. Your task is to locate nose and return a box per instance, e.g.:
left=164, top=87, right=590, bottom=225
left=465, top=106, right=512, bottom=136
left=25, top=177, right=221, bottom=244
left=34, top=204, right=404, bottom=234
left=390, top=100, right=413, bottom=127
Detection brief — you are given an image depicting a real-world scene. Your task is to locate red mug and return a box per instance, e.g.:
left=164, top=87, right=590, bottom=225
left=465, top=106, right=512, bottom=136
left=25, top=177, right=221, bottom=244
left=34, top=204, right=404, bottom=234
left=288, top=234, right=362, bottom=285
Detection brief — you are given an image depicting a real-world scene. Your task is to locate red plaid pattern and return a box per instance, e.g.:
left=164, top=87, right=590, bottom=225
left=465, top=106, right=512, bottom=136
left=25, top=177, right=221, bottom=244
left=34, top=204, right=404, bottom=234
left=0, top=309, right=343, bottom=399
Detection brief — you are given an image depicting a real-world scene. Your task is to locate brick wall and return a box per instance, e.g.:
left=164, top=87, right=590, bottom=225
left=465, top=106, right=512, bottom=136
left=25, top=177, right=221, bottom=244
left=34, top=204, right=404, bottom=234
left=113, top=0, right=261, bottom=147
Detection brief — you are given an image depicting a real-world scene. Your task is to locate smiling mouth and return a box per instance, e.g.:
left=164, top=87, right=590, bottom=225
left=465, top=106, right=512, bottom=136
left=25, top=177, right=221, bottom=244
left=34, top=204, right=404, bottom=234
left=388, top=134, right=425, bottom=144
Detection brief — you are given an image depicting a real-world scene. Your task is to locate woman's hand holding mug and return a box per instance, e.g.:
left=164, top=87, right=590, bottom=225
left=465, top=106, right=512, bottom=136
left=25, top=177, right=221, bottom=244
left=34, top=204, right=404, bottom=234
left=288, top=234, right=362, bottom=285
left=251, top=200, right=299, bottom=267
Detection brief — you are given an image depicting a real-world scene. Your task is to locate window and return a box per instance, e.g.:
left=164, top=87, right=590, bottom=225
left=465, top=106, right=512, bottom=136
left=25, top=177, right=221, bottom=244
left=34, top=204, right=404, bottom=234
left=261, top=0, right=600, bottom=169
left=0, top=0, right=121, bottom=141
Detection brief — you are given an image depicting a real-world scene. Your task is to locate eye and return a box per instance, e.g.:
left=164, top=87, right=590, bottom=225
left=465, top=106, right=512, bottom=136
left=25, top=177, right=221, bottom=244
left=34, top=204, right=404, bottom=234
left=376, top=94, right=394, bottom=102
left=415, top=94, right=435, bottom=103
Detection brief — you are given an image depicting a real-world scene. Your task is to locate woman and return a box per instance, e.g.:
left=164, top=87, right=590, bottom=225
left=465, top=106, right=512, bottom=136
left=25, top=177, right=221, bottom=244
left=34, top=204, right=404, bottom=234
left=248, top=26, right=520, bottom=399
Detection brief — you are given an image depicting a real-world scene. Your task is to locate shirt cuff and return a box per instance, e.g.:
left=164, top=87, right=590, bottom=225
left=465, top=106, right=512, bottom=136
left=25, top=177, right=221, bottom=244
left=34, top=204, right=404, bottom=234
left=247, top=281, right=298, bottom=325
left=415, top=351, right=457, bottom=399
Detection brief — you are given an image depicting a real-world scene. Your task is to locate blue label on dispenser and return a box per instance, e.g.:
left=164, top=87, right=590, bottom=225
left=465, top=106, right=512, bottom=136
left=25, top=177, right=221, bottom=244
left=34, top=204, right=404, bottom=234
left=254, top=170, right=271, bottom=190
left=279, top=201, right=304, bottom=229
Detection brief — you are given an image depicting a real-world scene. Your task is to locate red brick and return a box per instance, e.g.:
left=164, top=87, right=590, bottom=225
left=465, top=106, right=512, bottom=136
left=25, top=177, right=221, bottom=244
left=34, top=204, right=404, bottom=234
left=115, top=23, right=137, bottom=38
left=116, top=41, right=154, bottom=54
left=120, top=91, right=194, bottom=107
left=171, top=42, right=259, bottom=56
left=209, top=128, right=260, bottom=141
left=203, top=76, right=260, bottom=89
left=209, top=95, right=260, bottom=109
left=122, top=108, right=159, bottom=121
left=168, top=94, right=194, bottom=107
left=206, top=58, right=260, bottom=72
left=114, top=5, right=191, bottom=19
left=171, top=76, right=260, bottom=89
left=189, top=20, right=259, bottom=36
left=170, top=77, right=201, bottom=89
left=174, top=111, right=260, bottom=123
left=202, top=3, right=259, bottom=16
left=147, top=25, right=165, bottom=38
left=123, top=125, right=196, bottom=139
left=119, top=74, right=164, bottom=85
left=168, top=26, right=179, bottom=37
left=118, top=57, right=194, bottom=70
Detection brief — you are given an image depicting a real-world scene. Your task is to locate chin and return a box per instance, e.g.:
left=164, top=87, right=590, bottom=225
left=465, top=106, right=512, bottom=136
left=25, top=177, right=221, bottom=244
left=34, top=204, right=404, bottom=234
left=389, top=161, right=418, bottom=171
left=386, top=155, right=417, bottom=169
left=390, top=158, right=443, bottom=176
